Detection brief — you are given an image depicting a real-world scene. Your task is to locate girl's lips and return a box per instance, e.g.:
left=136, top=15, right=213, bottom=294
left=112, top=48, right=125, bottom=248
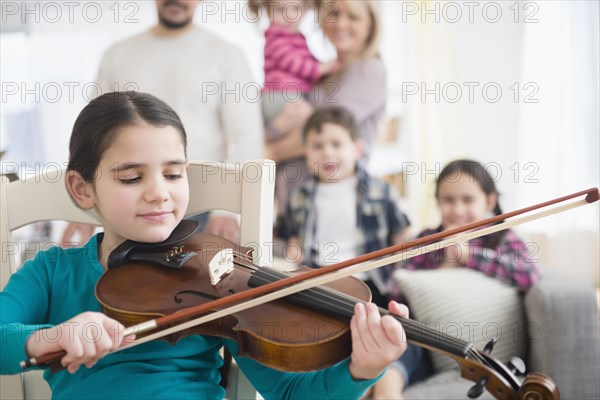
left=139, top=211, right=172, bottom=222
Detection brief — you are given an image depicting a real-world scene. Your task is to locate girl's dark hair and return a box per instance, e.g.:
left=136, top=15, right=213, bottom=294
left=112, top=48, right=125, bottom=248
left=67, top=91, right=187, bottom=182
left=436, top=159, right=504, bottom=248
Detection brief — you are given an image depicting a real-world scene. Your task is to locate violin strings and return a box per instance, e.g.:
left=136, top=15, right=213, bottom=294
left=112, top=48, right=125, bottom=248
left=287, top=277, right=492, bottom=367
left=228, top=254, right=493, bottom=359
left=249, top=268, right=474, bottom=358
left=252, top=267, right=466, bottom=347
left=228, top=253, right=490, bottom=363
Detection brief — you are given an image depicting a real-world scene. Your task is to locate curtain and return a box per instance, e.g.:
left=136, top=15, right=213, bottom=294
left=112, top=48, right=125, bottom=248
left=395, top=1, right=466, bottom=230
left=517, top=1, right=599, bottom=285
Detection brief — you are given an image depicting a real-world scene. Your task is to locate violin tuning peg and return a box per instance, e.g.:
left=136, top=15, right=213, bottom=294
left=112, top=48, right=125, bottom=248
left=483, top=337, right=497, bottom=354
left=467, top=377, right=487, bottom=399
left=507, top=356, right=526, bottom=376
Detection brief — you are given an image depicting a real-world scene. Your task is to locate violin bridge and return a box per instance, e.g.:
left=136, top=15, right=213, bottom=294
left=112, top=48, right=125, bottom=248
left=208, top=248, right=234, bottom=286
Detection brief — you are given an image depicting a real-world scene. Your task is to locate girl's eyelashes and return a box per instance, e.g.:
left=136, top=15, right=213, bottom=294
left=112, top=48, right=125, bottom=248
left=164, top=166, right=186, bottom=180
left=118, top=173, right=184, bottom=184
left=119, top=176, right=141, bottom=184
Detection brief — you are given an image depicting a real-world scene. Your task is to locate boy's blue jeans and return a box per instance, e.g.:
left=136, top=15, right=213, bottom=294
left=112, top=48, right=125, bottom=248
left=392, top=343, right=434, bottom=387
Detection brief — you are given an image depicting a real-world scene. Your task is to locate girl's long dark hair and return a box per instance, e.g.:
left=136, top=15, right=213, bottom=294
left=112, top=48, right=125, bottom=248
left=436, top=159, right=504, bottom=248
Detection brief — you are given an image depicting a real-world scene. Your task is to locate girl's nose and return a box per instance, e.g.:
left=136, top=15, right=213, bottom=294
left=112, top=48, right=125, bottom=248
left=450, top=203, right=466, bottom=218
left=144, top=179, right=169, bottom=203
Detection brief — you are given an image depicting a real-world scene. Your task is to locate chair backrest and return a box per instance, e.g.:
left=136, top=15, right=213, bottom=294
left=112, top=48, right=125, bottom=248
left=0, top=160, right=274, bottom=400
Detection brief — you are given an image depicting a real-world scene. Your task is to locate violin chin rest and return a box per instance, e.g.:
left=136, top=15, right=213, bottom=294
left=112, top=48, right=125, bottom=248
left=107, top=220, right=200, bottom=269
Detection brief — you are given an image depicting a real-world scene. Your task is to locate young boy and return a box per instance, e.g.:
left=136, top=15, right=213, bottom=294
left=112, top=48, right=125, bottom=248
left=277, top=106, right=411, bottom=307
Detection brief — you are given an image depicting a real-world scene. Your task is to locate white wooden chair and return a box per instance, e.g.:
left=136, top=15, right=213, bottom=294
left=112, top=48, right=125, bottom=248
left=0, top=160, right=275, bottom=400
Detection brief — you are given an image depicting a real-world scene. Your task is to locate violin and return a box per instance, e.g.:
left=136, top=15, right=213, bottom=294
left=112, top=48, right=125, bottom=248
left=24, top=187, right=599, bottom=399
left=96, top=224, right=371, bottom=372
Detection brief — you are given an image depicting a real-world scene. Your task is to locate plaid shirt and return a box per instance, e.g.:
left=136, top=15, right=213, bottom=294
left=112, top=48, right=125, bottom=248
left=277, top=166, right=410, bottom=280
left=399, top=226, right=540, bottom=293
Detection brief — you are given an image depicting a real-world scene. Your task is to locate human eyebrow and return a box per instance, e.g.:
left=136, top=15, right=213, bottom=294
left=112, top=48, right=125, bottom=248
left=110, top=160, right=186, bottom=172
left=110, top=162, right=142, bottom=173
left=166, top=159, right=187, bottom=167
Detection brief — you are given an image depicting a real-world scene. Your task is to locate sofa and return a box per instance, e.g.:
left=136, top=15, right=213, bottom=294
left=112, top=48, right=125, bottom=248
left=395, top=269, right=600, bottom=400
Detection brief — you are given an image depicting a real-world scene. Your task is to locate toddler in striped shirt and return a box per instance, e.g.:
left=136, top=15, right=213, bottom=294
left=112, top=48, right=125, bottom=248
left=248, top=0, right=340, bottom=134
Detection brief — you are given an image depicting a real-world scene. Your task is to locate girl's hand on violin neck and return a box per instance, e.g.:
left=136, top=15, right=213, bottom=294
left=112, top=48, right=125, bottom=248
left=348, top=301, right=408, bottom=381
left=25, top=312, right=135, bottom=374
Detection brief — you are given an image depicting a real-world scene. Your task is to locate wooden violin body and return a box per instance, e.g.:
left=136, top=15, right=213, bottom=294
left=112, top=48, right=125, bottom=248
left=95, top=231, right=371, bottom=372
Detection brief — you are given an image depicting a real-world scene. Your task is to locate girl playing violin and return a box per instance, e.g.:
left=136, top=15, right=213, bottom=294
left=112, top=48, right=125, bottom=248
left=0, top=91, right=408, bottom=399
left=373, top=159, right=541, bottom=399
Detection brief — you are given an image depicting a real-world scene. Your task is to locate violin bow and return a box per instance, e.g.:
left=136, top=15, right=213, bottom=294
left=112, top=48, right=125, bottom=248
left=24, top=188, right=598, bottom=399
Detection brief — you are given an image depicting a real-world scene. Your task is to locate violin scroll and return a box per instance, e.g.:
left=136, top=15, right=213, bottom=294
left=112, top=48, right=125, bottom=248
left=455, top=353, right=519, bottom=400
left=519, top=372, right=559, bottom=400
left=453, top=349, right=560, bottom=400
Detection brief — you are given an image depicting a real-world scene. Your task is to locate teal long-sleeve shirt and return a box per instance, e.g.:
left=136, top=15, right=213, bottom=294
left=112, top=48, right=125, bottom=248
left=0, top=235, right=377, bottom=399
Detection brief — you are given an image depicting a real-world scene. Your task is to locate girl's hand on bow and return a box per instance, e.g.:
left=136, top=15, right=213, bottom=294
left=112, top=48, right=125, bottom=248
left=348, top=301, right=408, bottom=381
left=26, top=312, right=135, bottom=374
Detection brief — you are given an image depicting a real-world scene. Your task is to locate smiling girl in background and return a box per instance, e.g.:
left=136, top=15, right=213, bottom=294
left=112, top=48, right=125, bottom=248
left=375, top=159, right=541, bottom=399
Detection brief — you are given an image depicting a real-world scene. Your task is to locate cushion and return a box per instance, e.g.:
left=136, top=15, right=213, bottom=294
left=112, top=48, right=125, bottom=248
left=392, top=268, right=527, bottom=373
